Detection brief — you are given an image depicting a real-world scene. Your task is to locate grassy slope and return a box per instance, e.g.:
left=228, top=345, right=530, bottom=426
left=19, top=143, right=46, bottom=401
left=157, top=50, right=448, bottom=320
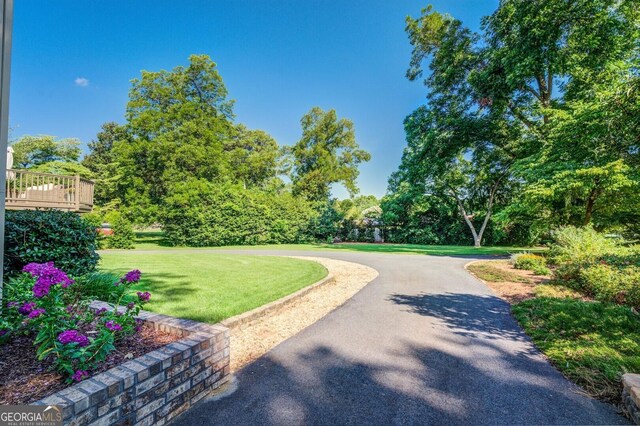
left=132, top=231, right=542, bottom=256
left=99, top=252, right=327, bottom=323
left=513, top=298, right=640, bottom=403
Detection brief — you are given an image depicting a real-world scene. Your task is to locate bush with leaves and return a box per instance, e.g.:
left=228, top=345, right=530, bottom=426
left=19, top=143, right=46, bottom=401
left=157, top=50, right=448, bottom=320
left=512, top=253, right=548, bottom=274
left=548, top=226, right=640, bottom=308
left=0, top=262, right=148, bottom=382
left=578, top=264, right=640, bottom=308
left=72, top=272, right=125, bottom=304
left=162, top=180, right=316, bottom=246
left=4, top=210, right=99, bottom=277
left=103, top=212, right=135, bottom=249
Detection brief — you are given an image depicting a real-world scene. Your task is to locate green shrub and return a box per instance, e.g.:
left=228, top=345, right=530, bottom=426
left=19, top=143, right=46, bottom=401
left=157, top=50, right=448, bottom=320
left=72, top=272, right=123, bottom=303
left=103, top=212, right=135, bottom=249
left=549, top=226, right=640, bottom=309
left=4, top=210, right=99, bottom=276
left=532, top=265, right=551, bottom=276
left=579, top=264, right=640, bottom=308
left=162, top=180, right=316, bottom=246
left=549, top=225, right=618, bottom=265
left=512, top=253, right=547, bottom=271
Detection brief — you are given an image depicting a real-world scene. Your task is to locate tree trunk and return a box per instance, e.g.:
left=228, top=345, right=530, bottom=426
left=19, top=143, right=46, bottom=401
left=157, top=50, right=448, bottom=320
left=454, top=196, right=485, bottom=248
left=449, top=175, right=502, bottom=249
left=584, top=185, right=602, bottom=226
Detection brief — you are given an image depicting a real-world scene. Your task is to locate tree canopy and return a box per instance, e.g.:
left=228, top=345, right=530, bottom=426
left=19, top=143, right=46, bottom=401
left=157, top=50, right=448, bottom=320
left=383, top=0, right=640, bottom=246
left=288, top=107, right=371, bottom=202
left=77, top=55, right=372, bottom=245
left=10, top=135, right=81, bottom=169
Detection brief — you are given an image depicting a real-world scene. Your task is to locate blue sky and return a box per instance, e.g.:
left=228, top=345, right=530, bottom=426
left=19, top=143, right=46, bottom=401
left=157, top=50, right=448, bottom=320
left=10, top=0, right=497, bottom=198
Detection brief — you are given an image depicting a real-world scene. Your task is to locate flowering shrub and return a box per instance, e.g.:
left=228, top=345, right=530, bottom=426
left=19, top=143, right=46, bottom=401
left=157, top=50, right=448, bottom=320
left=0, top=262, right=149, bottom=382
left=512, top=253, right=547, bottom=271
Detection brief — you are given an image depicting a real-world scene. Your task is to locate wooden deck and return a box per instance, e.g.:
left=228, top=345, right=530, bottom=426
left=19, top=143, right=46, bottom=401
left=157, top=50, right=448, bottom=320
left=5, top=169, right=94, bottom=212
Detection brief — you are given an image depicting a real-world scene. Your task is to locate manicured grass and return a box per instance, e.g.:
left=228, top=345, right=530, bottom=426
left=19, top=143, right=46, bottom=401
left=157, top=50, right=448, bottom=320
left=131, top=231, right=541, bottom=256
left=99, top=252, right=327, bottom=323
left=512, top=297, right=640, bottom=403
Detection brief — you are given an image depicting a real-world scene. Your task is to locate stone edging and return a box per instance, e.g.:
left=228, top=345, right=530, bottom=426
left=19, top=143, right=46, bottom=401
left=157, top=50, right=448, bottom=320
left=623, top=374, right=640, bottom=425
left=34, top=302, right=230, bottom=426
left=221, top=273, right=335, bottom=331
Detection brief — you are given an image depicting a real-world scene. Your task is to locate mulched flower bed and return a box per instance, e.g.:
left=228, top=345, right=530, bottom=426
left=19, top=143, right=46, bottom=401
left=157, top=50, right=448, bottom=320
left=0, top=324, right=178, bottom=405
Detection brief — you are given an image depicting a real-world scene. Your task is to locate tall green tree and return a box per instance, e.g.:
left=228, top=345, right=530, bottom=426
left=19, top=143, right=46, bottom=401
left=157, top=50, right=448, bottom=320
left=288, top=107, right=371, bottom=202
left=113, top=54, right=236, bottom=220
left=224, top=124, right=280, bottom=189
left=389, top=0, right=640, bottom=244
left=83, top=122, right=127, bottom=206
left=10, top=135, right=81, bottom=168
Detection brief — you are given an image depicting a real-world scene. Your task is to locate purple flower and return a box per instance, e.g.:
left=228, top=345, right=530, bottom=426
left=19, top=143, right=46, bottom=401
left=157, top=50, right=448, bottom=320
left=18, top=302, right=37, bottom=315
left=24, top=262, right=74, bottom=298
left=72, top=370, right=89, bottom=382
left=126, top=302, right=135, bottom=310
left=136, top=291, right=151, bottom=302
left=95, top=307, right=108, bottom=315
left=28, top=308, right=46, bottom=319
left=105, top=320, right=122, bottom=332
left=23, top=262, right=51, bottom=276
left=57, top=330, right=90, bottom=347
left=7, top=301, right=19, bottom=308
left=0, top=329, right=8, bottom=337
left=123, top=270, right=142, bottom=284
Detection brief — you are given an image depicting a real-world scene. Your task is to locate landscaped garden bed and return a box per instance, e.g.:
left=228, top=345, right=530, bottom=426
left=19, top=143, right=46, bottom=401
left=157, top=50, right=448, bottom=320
left=0, top=260, right=230, bottom=425
left=30, top=304, right=230, bottom=425
left=0, top=323, right=177, bottom=405
left=466, top=227, right=640, bottom=420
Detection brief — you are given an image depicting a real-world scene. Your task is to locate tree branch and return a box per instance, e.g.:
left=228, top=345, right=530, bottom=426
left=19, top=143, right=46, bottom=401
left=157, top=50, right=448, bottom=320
left=508, top=103, right=538, bottom=132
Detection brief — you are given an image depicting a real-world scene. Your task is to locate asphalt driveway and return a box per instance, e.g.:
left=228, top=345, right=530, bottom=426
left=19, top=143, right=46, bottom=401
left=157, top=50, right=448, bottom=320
left=173, top=251, right=628, bottom=425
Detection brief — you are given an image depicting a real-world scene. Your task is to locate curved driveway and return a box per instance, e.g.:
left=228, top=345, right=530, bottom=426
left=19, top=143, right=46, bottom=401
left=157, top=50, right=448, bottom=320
left=173, top=250, right=627, bottom=425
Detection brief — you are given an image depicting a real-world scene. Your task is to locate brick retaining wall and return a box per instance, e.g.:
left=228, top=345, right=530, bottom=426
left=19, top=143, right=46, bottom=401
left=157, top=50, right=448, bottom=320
left=34, top=302, right=230, bottom=426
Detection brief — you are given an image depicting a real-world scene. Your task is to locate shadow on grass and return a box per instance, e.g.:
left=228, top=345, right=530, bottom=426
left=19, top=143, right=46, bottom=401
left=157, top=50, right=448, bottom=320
left=134, top=230, right=173, bottom=248
left=98, top=269, right=208, bottom=319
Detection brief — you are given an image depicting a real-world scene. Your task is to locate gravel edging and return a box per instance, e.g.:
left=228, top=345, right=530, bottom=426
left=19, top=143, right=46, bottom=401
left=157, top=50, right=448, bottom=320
left=229, top=256, right=378, bottom=371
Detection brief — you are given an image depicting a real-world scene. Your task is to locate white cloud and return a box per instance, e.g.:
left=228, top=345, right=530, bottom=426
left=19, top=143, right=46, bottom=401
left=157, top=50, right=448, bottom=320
left=74, top=77, right=89, bottom=87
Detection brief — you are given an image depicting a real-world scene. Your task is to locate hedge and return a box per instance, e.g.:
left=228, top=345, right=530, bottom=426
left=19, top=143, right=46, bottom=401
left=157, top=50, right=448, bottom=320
left=162, top=180, right=316, bottom=246
left=4, top=210, right=99, bottom=276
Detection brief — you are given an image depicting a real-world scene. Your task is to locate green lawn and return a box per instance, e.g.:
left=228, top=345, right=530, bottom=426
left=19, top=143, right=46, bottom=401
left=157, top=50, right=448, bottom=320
left=132, top=231, right=541, bottom=256
left=513, top=297, right=640, bottom=403
left=99, top=252, right=327, bottom=323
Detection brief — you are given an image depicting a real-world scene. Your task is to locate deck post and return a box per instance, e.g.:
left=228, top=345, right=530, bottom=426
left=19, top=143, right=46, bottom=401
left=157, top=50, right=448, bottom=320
left=0, top=0, right=13, bottom=305
left=75, top=174, right=81, bottom=211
